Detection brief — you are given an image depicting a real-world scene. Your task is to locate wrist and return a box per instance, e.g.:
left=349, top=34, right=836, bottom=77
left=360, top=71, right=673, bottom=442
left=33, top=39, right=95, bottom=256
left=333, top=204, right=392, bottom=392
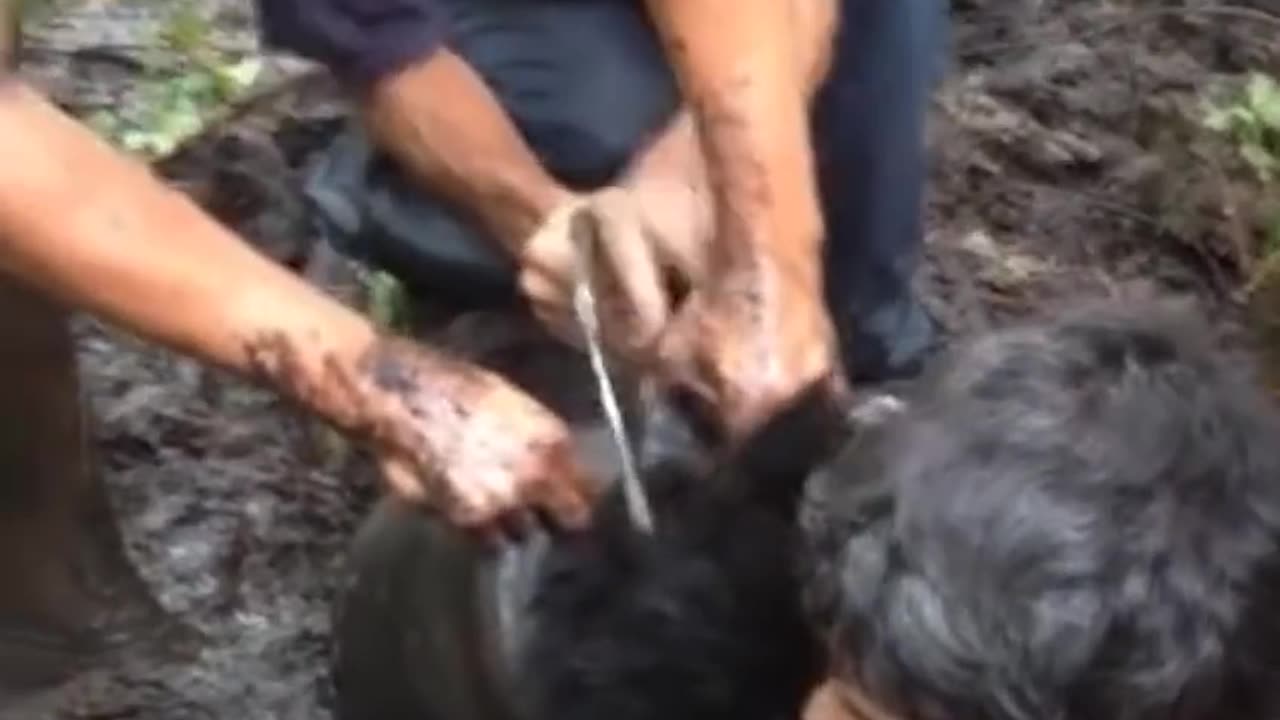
left=498, top=181, right=576, bottom=254
left=715, top=200, right=824, bottom=280
left=227, top=276, right=382, bottom=426
left=362, top=49, right=577, bottom=257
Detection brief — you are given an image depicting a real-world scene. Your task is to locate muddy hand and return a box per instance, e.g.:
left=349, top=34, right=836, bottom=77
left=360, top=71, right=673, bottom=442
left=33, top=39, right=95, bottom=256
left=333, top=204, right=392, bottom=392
left=352, top=337, right=600, bottom=540
left=658, top=255, right=839, bottom=443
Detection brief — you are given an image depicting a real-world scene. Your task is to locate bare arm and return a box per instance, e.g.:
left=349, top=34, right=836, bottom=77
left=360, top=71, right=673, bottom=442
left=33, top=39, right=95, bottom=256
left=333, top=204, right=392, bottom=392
left=361, top=49, right=574, bottom=254
left=0, top=3, right=390, bottom=425
left=616, top=0, right=836, bottom=282
left=0, top=80, right=598, bottom=530
left=0, top=79, right=381, bottom=420
left=625, top=0, right=835, bottom=187
left=641, top=0, right=826, bottom=271
left=255, top=0, right=573, bottom=256
left=363, top=0, right=835, bottom=262
left=637, top=0, right=841, bottom=439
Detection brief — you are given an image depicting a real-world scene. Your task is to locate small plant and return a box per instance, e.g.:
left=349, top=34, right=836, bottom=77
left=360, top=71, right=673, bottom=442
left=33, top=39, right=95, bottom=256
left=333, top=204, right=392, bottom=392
left=365, top=271, right=412, bottom=332
left=1203, top=72, right=1280, bottom=183
left=1204, top=72, right=1280, bottom=275
left=85, top=0, right=261, bottom=158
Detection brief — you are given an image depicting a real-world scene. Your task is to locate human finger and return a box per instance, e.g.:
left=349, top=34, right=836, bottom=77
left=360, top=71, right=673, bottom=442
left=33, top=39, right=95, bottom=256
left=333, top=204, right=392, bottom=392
left=523, top=442, right=598, bottom=532
left=379, top=454, right=513, bottom=534
left=517, top=266, right=584, bottom=349
left=580, top=194, right=670, bottom=360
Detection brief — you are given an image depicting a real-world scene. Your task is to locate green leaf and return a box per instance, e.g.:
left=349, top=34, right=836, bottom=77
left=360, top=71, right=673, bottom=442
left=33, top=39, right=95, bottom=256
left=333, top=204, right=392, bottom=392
left=1255, top=87, right=1280, bottom=131
left=366, top=271, right=409, bottom=330
left=216, top=58, right=263, bottom=95
left=1246, top=73, right=1278, bottom=111
left=162, top=2, right=209, bottom=55
left=1241, top=142, right=1278, bottom=183
left=1204, top=103, right=1233, bottom=133
left=119, top=128, right=156, bottom=154
left=1229, top=105, right=1257, bottom=129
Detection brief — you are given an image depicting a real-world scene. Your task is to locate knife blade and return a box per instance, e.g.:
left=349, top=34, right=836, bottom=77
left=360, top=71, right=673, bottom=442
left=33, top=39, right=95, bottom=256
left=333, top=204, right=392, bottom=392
left=569, top=213, right=656, bottom=534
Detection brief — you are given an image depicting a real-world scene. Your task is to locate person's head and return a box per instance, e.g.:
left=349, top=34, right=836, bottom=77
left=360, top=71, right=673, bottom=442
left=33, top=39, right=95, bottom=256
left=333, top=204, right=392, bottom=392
left=801, top=302, right=1280, bottom=720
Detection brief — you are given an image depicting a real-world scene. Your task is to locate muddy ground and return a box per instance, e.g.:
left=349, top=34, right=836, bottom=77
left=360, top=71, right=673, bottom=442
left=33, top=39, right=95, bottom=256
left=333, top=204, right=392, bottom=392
left=8, top=0, right=1280, bottom=717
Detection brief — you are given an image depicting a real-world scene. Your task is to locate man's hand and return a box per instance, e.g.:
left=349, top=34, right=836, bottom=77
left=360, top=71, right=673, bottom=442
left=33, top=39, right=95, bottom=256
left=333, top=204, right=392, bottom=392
left=337, top=338, right=600, bottom=539
left=637, top=0, right=842, bottom=441
left=659, top=255, right=838, bottom=442
left=520, top=110, right=716, bottom=364
left=519, top=187, right=710, bottom=364
left=615, top=111, right=715, bottom=287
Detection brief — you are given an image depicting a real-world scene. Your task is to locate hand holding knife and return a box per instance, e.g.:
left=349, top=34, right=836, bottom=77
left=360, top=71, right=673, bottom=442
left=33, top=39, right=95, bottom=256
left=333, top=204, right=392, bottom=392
left=568, top=211, right=657, bottom=534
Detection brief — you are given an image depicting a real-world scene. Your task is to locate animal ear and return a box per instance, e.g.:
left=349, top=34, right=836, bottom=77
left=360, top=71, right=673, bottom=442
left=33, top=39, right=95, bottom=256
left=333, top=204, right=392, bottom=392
left=714, top=383, right=859, bottom=512
left=635, top=379, right=721, bottom=479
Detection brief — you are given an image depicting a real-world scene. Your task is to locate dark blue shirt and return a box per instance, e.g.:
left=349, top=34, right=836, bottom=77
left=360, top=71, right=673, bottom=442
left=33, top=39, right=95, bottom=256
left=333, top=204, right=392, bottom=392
left=257, top=0, right=447, bottom=86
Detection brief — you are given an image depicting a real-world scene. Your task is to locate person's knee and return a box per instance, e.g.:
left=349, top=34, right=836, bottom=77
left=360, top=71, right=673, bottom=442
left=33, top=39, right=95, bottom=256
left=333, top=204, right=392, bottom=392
left=802, top=301, right=1280, bottom=719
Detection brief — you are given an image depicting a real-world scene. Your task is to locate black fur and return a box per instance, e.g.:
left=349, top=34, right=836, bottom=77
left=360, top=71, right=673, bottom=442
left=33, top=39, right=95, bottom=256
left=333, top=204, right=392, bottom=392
left=517, top=387, right=849, bottom=720
left=801, top=302, right=1280, bottom=720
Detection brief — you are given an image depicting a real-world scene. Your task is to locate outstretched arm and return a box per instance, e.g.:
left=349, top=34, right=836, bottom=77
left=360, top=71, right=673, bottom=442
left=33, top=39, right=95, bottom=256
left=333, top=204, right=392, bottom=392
left=257, top=0, right=684, bottom=359
left=0, top=79, right=375, bottom=406
left=258, top=0, right=571, bottom=254
left=0, top=78, right=596, bottom=532
left=361, top=48, right=573, bottom=253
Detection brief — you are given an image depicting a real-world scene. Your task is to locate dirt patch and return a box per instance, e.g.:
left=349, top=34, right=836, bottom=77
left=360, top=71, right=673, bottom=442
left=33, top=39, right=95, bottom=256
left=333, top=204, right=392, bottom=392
left=922, top=0, right=1278, bottom=346
left=8, top=0, right=1280, bottom=717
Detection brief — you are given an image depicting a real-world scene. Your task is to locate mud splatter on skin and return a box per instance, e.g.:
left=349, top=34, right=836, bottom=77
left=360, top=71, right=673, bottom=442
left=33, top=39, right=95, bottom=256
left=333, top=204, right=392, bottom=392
left=695, top=76, right=777, bottom=272
left=239, top=332, right=453, bottom=512
left=643, top=4, right=833, bottom=433
left=238, top=331, right=587, bottom=529
left=661, top=67, right=836, bottom=438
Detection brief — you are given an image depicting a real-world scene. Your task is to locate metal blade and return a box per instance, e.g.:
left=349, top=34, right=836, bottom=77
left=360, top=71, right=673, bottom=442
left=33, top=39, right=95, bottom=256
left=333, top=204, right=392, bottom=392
left=569, top=215, right=655, bottom=534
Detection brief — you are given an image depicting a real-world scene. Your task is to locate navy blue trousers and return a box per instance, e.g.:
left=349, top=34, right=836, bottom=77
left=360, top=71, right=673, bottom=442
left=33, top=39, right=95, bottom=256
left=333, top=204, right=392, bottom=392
left=305, top=0, right=950, bottom=379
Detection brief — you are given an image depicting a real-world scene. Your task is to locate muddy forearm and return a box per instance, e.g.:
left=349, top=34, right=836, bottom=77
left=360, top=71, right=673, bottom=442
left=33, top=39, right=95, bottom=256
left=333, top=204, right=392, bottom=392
left=362, top=49, right=572, bottom=255
left=621, top=0, right=835, bottom=227
left=642, top=0, right=825, bottom=276
left=0, top=80, right=382, bottom=415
